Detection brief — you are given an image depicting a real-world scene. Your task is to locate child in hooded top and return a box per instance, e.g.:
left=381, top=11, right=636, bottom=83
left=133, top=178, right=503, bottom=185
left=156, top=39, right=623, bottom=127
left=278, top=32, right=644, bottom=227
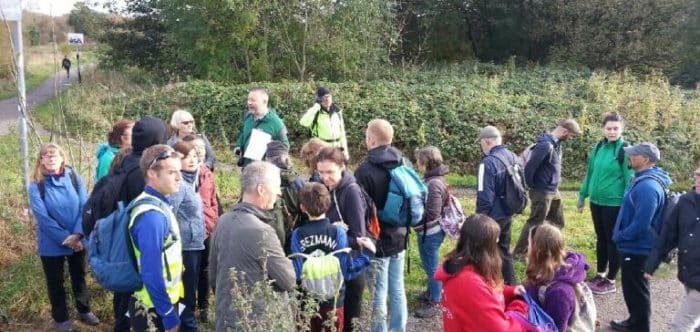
left=524, top=223, right=591, bottom=332
left=290, top=182, right=376, bottom=332
left=435, top=214, right=529, bottom=332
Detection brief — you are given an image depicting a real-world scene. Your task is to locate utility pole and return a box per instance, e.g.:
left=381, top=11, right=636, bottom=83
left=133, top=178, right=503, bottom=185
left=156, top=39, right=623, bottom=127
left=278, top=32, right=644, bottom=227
left=2, top=0, right=30, bottom=198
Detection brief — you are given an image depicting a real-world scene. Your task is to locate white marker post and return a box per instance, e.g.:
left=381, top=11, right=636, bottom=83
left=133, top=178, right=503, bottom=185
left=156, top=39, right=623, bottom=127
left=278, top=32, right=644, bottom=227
left=68, top=33, right=84, bottom=83
left=1, top=0, right=29, bottom=199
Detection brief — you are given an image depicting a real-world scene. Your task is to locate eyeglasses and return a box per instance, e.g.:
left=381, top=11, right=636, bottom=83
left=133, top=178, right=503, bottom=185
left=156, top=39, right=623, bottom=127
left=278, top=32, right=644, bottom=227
left=42, top=154, right=61, bottom=160
left=181, top=120, right=194, bottom=125
left=148, top=149, right=174, bottom=169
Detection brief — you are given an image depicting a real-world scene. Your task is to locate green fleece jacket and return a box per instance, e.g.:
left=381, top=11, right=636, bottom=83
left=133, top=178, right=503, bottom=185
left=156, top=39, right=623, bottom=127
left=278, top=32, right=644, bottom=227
left=578, top=138, right=634, bottom=206
left=235, top=108, right=289, bottom=166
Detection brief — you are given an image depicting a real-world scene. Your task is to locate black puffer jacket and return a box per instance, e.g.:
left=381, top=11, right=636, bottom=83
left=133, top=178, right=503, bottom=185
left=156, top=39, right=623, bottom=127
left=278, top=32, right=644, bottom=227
left=645, top=191, right=700, bottom=291
left=355, top=145, right=407, bottom=257
left=119, top=116, right=168, bottom=203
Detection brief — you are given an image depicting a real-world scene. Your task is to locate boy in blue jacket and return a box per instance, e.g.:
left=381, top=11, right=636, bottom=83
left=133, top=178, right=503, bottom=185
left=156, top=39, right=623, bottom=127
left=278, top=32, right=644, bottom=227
left=290, top=182, right=375, bottom=332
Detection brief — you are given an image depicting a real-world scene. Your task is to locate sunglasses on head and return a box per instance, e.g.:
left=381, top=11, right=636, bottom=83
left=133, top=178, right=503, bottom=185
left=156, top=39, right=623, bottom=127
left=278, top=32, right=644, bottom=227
left=181, top=120, right=194, bottom=125
left=148, top=149, right=174, bottom=169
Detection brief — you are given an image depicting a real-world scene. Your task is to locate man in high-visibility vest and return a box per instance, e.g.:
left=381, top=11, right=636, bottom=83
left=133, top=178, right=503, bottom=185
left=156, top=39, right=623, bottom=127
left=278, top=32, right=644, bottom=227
left=128, top=144, right=185, bottom=332
left=300, top=87, right=350, bottom=160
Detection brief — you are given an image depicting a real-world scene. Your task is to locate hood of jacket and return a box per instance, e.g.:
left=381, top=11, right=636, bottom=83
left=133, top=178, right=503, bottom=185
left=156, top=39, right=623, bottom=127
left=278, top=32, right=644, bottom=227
left=132, top=116, right=167, bottom=155
left=232, top=201, right=276, bottom=224
left=367, top=145, right=403, bottom=170
left=634, top=167, right=673, bottom=189
left=335, top=170, right=358, bottom=192
left=96, top=143, right=118, bottom=159
left=536, top=133, right=557, bottom=147
left=425, top=164, right=449, bottom=180
left=553, top=251, right=589, bottom=285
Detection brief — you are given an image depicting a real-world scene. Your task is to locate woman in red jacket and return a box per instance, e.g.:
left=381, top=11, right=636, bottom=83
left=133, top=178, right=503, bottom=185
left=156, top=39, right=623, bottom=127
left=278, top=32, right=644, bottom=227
left=435, top=214, right=529, bottom=332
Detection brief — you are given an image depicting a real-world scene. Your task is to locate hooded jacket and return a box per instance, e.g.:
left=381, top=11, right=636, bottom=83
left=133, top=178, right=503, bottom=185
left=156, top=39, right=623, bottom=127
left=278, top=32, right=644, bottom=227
left=95, top=143, right=119, bottom=181
left=416, top=165, right=449, bottom=235
left=355, top=145, right=407, bottom=257
left=197, top=164, right=219, bottom=238
left=118, top=116, right=168, bottom=204
left=525, top=251, right=589, bottom=332
left=209, top=202, right=296, bottom=332
left=326, top=171, right=367, bottom=250
left=613, top=167, right=673, bottom=256
left=524, top=133, right=562, bottom=193
left=170, top=172, right=205, bottom=251
left=578, top=138, right=634, bottom=207
left=645, top=191, right=700, bottom=291
left=477, top=145, right=519, bottom=220
left=434, top=262, right=528, bottom=332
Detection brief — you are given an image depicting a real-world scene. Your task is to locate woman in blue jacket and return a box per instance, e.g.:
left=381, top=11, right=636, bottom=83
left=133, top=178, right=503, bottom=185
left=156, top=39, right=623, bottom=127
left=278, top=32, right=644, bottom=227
left=29, top=143, right=99, bottom=332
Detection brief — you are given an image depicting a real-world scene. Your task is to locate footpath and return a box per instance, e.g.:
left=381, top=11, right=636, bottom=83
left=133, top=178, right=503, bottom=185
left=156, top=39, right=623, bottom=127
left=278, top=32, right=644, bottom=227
left=0, top=70, right=80, bottom=136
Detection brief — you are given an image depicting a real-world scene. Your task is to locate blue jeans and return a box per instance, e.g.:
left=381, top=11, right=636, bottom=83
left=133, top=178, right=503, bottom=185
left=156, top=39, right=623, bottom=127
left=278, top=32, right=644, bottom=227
left=371, top=250, right=407, bottom=332
left=417, top=231, right=445, bottom=303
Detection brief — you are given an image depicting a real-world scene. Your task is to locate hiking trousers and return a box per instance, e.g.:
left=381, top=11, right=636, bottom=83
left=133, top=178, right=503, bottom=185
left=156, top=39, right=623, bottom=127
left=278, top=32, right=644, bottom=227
left=514, top=190, right=564, bottom=256
left=40, top=251, right=91, bottom=323
left=670, top=286, right=700, bottom=332
left=620, top=253, right=650, bottom=332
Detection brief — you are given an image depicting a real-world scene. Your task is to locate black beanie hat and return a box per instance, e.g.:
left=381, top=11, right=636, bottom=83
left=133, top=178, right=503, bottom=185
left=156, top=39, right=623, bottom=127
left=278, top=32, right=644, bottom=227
left=131, top=116, right=167, bottom=154
left=264, top=141, right=291, bottom=170
left=316, top=87, right=331, bottom=101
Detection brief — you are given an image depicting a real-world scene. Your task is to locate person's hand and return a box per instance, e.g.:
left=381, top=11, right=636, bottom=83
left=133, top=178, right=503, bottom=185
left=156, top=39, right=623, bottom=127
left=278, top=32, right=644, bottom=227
left=514, top=285, right=526, bottom=296
left=644, top=273, right=653, bottom=280
left=74, top=241, right=84, bottom=252
left=333, top=221, right=349, bottom=231
left=62, top=234, right=80, bottom=249
left=576, top=199, right=585, bottom=213
left=357, top=237, right=376, bottom=254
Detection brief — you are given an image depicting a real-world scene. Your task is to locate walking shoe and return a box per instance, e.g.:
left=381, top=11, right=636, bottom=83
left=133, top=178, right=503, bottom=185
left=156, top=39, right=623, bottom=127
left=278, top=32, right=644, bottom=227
left=78, top=311, right=100, bottom=326
left=589, top=278, right=616, bottom=295
left=414, top=290, right=430, bottom=303
left=414, top=303, right=441, bottom=318
left=610, top=318, right=638, bottom=331
left=585, top=275, right=605, bottom=288
left=52, top=320, right=74, bottom=332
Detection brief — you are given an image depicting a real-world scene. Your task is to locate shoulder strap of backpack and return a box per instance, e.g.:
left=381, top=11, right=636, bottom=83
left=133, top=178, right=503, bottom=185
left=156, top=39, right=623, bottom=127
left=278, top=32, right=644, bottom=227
left=310, top=107, right=322, bottom=136
left=39, top=166, right=80, bottom=200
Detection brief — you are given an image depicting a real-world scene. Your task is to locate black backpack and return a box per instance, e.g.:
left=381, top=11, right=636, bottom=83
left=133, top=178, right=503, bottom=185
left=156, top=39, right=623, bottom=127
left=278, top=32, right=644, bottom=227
left=491, top=152, right=529, bottom=215
left=82, top=163, right=139, bottom=237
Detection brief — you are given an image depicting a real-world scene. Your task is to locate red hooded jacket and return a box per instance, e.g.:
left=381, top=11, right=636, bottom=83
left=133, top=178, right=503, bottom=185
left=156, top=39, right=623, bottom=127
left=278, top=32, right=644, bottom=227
left=198, top=164, right=219, bottom=238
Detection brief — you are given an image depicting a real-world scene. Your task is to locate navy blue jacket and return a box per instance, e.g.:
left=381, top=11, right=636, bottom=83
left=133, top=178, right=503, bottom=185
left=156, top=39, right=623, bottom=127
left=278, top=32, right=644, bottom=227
left=290, top=218, right=371, bottom=308
left=325, top=171, right=366, bottom=250
left=524, top=133, right=562, bottom=193
left=355, top=145, right=407, bottom=257
left=645, top=191, right=700, bottom=291
left=477, top=145, right=518, bottom=220
left=613, top=167, right=672, bottom=256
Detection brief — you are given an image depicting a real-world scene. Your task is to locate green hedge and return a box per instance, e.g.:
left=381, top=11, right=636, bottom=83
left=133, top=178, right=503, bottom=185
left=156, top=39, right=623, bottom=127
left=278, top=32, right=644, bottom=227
left=62, top=63, right=700, bottom=181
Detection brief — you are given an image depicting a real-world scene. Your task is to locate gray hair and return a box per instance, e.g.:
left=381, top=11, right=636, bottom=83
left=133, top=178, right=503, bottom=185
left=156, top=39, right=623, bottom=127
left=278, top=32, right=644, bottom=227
left=170, top=109, right=194, bottom=129
left=241, top=161, right=280, bottom=195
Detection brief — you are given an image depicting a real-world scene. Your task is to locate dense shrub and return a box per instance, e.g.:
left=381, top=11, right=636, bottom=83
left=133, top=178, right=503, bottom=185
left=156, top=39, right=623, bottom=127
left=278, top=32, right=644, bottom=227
left=57, top=63, right=700, bottom=181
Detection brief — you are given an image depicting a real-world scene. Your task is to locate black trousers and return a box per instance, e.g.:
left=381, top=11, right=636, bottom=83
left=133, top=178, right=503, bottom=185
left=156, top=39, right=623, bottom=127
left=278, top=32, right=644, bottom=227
left=113, top=292, right=132, bottom=331
left=620, top=253, right=650, bottom=332
left=497, top=217, right=517, bottom=285
left=591, top=203, right=621, bottom=279
left=514, top=190, right=564, bottom=255
left=197, top=237, right=211, bottom=310
left=129, top=297, right=173, bottom=332
left=343, top=273, right=366, bottom=332
left=40, top=251, right=91, bottom=323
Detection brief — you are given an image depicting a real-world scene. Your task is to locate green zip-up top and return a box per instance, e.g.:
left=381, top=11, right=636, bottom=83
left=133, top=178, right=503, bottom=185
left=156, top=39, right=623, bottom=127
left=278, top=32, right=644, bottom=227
left=235, top=108, right=290, bottom=167
left=578, top=138, right=634, bottom=207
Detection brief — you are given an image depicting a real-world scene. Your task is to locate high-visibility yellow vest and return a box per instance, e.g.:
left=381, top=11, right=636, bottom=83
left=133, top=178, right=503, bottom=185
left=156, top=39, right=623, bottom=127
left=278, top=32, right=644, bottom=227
left=128, top=193, right=184, bottom=308
left=300, top=103, right=350, bottom=160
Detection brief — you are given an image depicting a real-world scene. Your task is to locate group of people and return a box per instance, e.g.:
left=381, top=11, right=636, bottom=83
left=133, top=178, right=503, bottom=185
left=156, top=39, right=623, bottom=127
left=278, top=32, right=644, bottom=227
left=27, top=85, right=700, bottom=332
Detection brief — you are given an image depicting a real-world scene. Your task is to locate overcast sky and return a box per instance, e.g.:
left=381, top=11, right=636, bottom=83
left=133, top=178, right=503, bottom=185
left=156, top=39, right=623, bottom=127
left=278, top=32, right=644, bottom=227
left=25, top=0, right=118, bottom=16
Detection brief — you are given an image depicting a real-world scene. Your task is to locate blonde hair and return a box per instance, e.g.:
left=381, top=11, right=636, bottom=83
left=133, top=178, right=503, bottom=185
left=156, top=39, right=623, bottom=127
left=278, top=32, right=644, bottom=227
left=170, top=109, right=194, bottom=129
left=300, top=138, right=329, bottom=169
left=366, top=119, right=394, bottom=145
left=526, top=223, right=567, bottom=286
left=32, top=143, right=68, bottom=183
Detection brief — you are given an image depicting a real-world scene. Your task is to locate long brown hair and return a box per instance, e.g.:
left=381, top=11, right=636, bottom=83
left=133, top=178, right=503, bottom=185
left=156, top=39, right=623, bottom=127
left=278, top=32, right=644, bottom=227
left=526, top=223, right=567, bottom=286
left=31, top=143, right=67, bottom=183
left=444, top=214, right=502, bottom=287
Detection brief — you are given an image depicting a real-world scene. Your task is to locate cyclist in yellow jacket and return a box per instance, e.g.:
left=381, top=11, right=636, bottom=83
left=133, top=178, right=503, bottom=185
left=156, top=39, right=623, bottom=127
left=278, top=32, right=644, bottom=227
left=300, top=87, right=349, bottom=160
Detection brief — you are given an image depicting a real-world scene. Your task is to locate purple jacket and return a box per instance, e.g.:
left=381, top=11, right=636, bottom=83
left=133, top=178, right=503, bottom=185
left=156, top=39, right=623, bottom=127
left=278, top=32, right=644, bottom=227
left=525, top=251, right=589, bottom=332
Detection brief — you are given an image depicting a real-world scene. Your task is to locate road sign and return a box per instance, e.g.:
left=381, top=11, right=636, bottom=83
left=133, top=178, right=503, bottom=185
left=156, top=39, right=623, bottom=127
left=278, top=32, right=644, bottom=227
left=0, top=0, right=23, bottom=21
left=68, top=33, right=84, bottom=45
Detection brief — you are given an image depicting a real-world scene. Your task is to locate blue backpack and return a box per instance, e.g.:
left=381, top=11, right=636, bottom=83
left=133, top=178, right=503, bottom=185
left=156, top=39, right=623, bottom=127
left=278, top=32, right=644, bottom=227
left=87, top=196, right=164, bottom=293
left=378, top=161, right=427, bottom=227
left=515, top=293, right=559, bottom=332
